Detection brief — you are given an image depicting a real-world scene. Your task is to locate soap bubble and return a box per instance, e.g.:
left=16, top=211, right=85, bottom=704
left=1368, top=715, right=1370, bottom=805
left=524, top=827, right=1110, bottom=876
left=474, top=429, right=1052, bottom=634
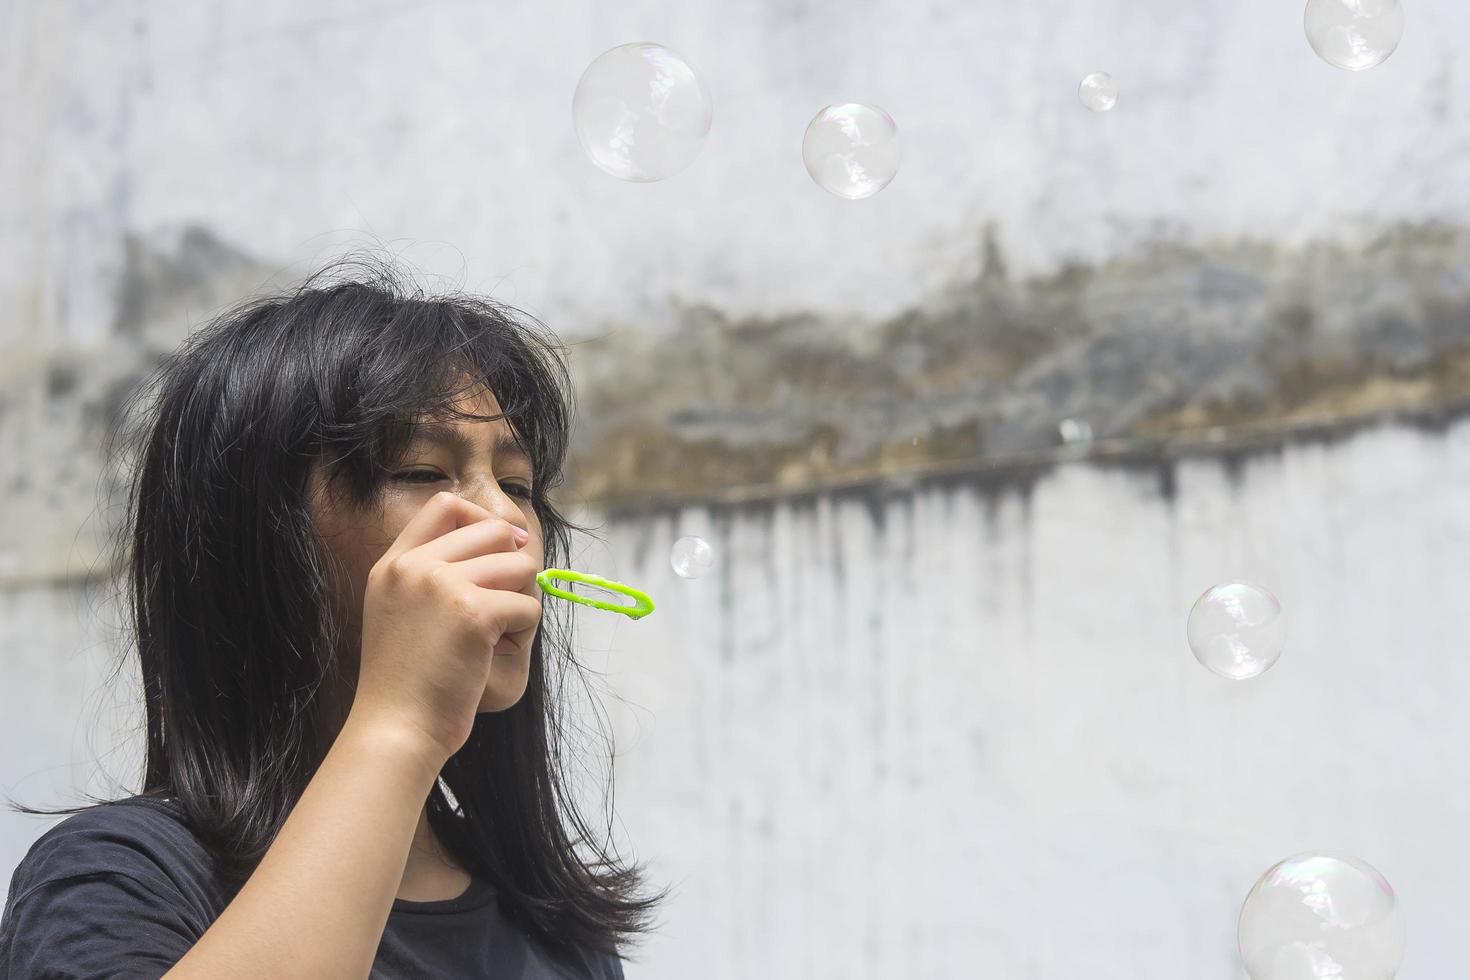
left=1239, top=852, right=1406, bottom=980
left=1059, top=418, right=1094, bottom=445
left=1304, top=0, right=1404, bottom=71
left=671, top=536, right=714, bottom=578
left=572, top=42, right=713, bottom=181
left=1078, top=72, right=1119, bottom=112
left=1187, top=583, right=1285, bottom=680
left=801, top=103, right=901, bottom=200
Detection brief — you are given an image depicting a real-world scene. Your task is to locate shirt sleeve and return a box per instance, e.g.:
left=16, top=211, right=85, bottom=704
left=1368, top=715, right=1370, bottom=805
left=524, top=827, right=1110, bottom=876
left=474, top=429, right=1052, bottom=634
left=0, top=870, right=199, bottom=980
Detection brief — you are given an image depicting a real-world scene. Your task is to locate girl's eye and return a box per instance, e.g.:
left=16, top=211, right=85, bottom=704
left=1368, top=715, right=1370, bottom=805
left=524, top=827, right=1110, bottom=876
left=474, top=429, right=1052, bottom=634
left=394, top=471, right=534, bottom=499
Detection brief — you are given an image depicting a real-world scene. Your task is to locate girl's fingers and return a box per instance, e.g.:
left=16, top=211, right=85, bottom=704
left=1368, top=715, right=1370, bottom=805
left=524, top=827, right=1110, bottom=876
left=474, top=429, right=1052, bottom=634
left=446, top=551, right=541, bottom=596
left=459, top=588, right=543, bottom=640
left=415, top=516, right=526, bottom=565
left=380, top=492, right=495, bottom=564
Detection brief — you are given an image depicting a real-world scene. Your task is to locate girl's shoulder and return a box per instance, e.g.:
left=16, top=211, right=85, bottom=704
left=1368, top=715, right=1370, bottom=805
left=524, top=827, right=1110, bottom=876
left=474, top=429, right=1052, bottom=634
left=538, top=937, right=627, bottom=980
left=3, top=794, right=219, bottom=918
left=0, top=796, right=219, bottom=977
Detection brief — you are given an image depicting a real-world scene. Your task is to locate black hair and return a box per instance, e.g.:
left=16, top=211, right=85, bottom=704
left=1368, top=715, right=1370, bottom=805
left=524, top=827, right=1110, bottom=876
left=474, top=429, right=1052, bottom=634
left=7, top=257, right=664, bottom=958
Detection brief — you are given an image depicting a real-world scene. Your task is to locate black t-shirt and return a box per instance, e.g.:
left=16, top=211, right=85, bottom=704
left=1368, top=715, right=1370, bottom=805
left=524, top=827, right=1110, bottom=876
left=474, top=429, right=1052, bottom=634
left=0, top=795, right=625, bottom=980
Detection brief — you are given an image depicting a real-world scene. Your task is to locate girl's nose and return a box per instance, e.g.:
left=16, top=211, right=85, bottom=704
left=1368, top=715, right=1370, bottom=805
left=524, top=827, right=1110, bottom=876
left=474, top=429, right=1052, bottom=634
left=470, top=483, right=530, bottom=537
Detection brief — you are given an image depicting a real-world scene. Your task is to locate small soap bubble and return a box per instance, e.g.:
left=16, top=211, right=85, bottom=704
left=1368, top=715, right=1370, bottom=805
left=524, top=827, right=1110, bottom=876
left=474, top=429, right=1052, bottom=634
left=1059, top=418, right=1094, bottom=445
left=1078, top=72, right=1119, bottom=112
left=1304, top=0, right=1404, bottom=71
left=671, top=536, right=714, bottom=579
left=1187, top=583, right=1285, bottom=680
left=1239, top=853, right=1405, bottom=980
left=801, top=103, right=902, bottom=200
left=572, top=42, right=713, bottom=181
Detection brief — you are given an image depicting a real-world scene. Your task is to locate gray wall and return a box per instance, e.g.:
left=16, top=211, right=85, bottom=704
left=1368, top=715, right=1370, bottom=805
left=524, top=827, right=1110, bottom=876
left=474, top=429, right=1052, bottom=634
left=586, top=420, right=1470, bottom=977
left=5, top=0, right=1469, bottom=340
left=4, top=0, right=1469, bottom=976
left=6, top=421, right=1469, bottom=977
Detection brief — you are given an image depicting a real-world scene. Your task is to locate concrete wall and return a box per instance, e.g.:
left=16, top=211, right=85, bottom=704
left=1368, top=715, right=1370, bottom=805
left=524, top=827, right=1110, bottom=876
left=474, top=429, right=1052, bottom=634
left=588, top=419, right=1470, bottom=978
left=6, top=419, right=1469, bottom=979
left=4, top=0, right=1469, bottom=340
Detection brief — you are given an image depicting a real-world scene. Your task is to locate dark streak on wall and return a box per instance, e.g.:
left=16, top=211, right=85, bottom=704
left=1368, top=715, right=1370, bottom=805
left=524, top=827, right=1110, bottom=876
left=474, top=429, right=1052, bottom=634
left=78, top=222, right=1470, bottom=526
left=570, top=223, right=1470, bottom=514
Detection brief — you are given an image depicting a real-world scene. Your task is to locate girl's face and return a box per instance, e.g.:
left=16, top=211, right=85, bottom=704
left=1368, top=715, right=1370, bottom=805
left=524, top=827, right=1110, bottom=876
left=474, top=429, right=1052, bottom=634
left=308, top=385, right=545, bottom=719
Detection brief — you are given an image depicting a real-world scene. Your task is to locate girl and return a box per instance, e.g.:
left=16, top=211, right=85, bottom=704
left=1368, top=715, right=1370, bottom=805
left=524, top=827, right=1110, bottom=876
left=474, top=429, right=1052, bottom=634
left=0, top=260, right=663, bottom=979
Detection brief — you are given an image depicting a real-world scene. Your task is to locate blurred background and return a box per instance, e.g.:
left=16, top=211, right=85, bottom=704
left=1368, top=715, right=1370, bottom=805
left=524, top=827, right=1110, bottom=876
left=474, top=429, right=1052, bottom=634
left=3, top=0, right=1469, bottom=976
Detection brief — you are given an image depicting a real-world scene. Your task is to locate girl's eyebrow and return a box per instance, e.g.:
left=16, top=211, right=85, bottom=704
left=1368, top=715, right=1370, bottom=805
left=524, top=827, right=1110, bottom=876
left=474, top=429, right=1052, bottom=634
left=407, top=420, right=530, bottom=462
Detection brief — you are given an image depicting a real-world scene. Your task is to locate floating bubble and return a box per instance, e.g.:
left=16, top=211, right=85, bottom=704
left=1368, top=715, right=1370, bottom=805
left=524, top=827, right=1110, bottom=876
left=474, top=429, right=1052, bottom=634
left=671, top=536, right=714, bottom=579
left=1239, top=852, right=1406, bottom=980
left=801, top=103, right=902, bottom=200
left=1078, top=72, right=1119, bottom=112
left=572, top=42, right=713, bottom=181
left=1059, top=418, right=1094, bottom=445
left=1187, top=582, right=1285, bottom=680
left=1304, top=0, right=1404, bottom=71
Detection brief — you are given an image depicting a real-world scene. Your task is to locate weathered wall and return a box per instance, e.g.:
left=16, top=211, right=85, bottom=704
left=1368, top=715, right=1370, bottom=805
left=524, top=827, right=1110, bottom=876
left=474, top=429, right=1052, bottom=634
left=5, top=0, right=1469, bottom=335
left=3, top=0, right=1468, bottom=515
left=586, top=419, right=1470, bottom=978
left=6, top=419, right=1470, bottom=978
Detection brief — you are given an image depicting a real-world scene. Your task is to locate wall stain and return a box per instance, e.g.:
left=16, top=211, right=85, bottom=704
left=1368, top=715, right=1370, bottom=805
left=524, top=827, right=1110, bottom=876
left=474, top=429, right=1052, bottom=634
left=48, top=221, right=1470, bottom=526
left=572, top=222, right=1470, bottom=515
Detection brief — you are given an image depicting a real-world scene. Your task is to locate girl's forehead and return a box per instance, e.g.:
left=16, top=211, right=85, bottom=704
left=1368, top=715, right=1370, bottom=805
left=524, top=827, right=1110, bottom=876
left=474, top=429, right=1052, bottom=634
left=444, top=379, right=504, bottom=415
left=405, top=384, right=509, bottom=430
left=418, top=385, right=515, bottom=433
left=406, top=419, right=528, bottom=462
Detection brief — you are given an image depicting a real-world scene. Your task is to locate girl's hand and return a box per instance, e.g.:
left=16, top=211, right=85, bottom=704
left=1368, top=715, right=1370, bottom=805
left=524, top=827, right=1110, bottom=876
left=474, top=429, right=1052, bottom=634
left=350, top=491, right=541, bottom=766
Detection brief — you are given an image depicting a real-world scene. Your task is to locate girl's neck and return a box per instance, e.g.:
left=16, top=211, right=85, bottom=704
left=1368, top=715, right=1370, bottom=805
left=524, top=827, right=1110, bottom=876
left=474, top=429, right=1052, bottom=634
left=397, top=804, right=472, bottom=902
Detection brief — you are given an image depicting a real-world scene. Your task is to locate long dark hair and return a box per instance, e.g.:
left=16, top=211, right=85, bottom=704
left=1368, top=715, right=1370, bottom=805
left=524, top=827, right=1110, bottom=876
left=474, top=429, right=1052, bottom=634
left=6, top=257, right=664, bottom=957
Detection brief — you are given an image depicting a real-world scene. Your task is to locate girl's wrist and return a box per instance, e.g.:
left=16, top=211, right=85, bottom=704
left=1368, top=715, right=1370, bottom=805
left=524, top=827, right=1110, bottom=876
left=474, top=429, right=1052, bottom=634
left=338, top=709, right=450, bottom=786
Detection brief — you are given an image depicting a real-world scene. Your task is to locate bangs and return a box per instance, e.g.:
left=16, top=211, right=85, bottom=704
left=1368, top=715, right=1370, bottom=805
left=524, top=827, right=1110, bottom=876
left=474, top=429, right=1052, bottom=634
left=306, top=281, right=572, bottom=510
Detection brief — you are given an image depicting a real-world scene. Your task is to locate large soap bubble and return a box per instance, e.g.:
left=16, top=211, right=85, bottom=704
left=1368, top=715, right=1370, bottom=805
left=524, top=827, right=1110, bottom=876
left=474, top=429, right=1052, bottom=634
left=801, top=103, right=902, bottom=200
left=572, top=42, right=713, bottom=181
left=1078, top=72, right=1119, bottom=112
left=1187, top=583, right=1286, bottom=680
left=1304, top=0, right=1405, bottom=71
left=1239, top=853, right=1406, bottom=980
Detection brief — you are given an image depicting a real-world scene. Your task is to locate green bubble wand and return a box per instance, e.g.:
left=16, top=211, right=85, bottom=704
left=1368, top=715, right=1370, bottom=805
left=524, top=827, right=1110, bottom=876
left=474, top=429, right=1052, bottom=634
left=536, top=568, right=655, bottom=620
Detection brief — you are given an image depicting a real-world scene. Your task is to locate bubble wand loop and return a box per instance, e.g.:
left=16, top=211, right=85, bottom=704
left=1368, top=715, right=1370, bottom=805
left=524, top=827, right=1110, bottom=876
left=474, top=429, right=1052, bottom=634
left=536, top=568, right=655, bottom=620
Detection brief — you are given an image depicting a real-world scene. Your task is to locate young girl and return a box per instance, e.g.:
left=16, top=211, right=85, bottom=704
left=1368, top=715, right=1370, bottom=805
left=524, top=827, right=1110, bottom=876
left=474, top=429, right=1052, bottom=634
left=0, top=260, right=663, bottom=979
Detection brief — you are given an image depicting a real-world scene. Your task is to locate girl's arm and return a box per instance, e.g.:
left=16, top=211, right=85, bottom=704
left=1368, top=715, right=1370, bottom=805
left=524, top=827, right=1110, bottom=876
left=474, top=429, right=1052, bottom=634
left=162, top=713, right=446, bottom=980
left=165, top=493, right=537, bottom=979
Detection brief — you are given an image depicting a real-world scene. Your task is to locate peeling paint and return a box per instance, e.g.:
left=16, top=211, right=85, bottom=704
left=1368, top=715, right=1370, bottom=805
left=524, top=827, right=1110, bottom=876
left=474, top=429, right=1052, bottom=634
left=570, top=223, right=1470, bottom=510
